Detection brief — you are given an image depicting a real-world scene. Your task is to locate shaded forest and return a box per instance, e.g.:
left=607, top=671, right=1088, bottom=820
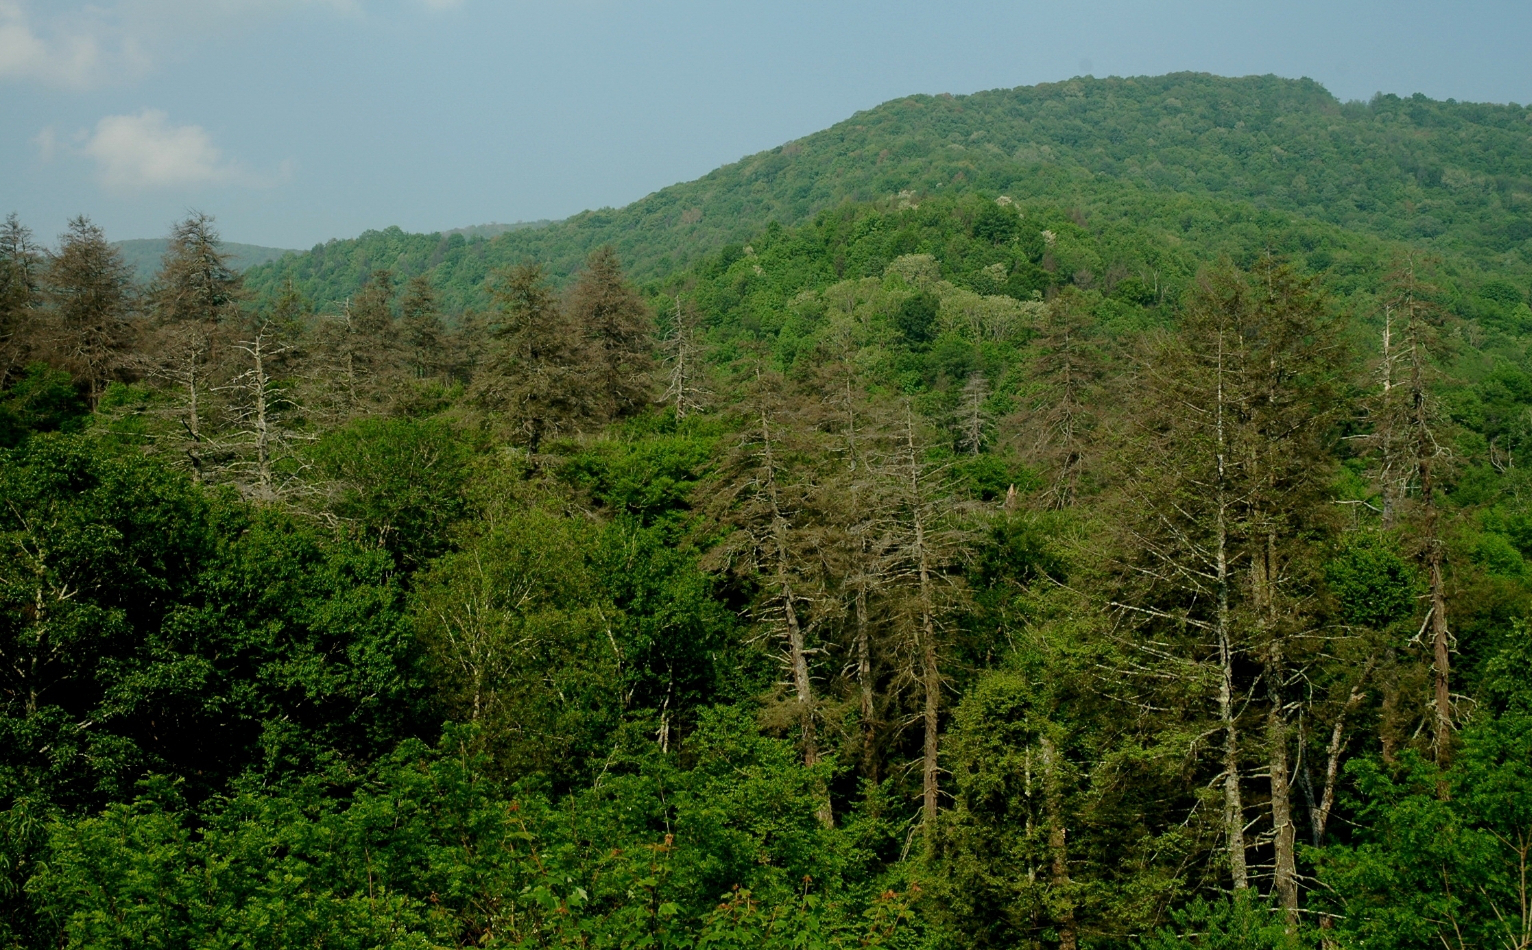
left=6, top=74, right=1532, bottom=950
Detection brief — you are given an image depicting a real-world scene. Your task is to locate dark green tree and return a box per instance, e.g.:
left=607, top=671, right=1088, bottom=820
left=568, top=245, right=655, bottom=421
left=472, top=262, right=592, bottom=452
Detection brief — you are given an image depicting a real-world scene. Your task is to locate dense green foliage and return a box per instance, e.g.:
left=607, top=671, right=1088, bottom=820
left=244, top=74, right=1532, bottom=311
left=9, top=72, right=1532, bottom=950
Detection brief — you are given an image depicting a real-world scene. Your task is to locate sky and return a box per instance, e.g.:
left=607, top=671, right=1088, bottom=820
left=3, top=0, right=1531, bottom=250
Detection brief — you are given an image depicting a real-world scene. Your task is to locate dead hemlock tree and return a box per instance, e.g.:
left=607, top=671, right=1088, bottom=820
left=701, top=374, right=833, bottom=828
left=143, top=213, right=244, bottom=481
left=0, top=213, right=45, bottom=387
left=1372, top=257, right=1456, bottom=769
left=1010, top=288, right=1105, bottom=509
left=660, top=296, right=711, bottom=419
left=308, top=270, right=404, bottom=423
left=878, top=400, right=972, bottom=846
left=1107, top=261, right=1341, bottom=928
left=217, top=308, right=310, bottom=502
left=955, top=371, right=991, bottom=456
left=803, top=323, right=898, bottom=782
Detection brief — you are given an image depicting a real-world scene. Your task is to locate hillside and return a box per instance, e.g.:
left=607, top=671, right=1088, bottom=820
left=114, top=238, right=298, bottom=283
left=12, top=69, right=1532, bottom=950
left=244, top=72, right=1532, bottom=312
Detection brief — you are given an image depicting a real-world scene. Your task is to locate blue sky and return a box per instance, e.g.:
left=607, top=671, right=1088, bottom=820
left=3, top=0, right=1530, bottom=249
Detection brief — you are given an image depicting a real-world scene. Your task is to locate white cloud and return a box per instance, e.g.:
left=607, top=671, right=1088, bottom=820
left=0, top=1, right=108, bottom=88
left=31, top=125, right=57, bottom=161
left=0, top=0, right=461, bottom=89
left=80, top=110, right=267, bottom=191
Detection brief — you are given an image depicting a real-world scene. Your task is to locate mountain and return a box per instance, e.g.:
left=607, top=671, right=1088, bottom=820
left=16, top=71, right=1532, bottom=950
left=441, top=220, right=554, bottom=240
left=114, top=239, right=299, bottom=283
left=242, top=72, right=1532, bottom=312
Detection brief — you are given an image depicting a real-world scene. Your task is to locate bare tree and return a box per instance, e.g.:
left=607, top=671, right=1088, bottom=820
left=1389, top=260, right=1455, bottom=769
left=660, top=296, right=710, bottom=419
left=218, top=296, right=306, bottom=502
left=703, top=369, right=834, bottom=826
left=955, top=371, right=991, bottom=456
left=1010, top=288, right=1105, bottom=508
left=144, top=212, right=243, bottom=480
left=882, top=400, right=970, bottom=844
left=0, top=213, right=44, bottom=387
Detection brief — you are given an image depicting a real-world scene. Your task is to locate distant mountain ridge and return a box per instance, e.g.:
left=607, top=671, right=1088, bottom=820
left=441, top=221, right=555, bottom=240
left=115, top=239, right=299, bottom=283
left=243, top=72, right=1532, bottom=311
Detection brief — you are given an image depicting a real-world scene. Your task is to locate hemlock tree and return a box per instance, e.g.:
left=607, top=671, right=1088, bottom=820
left=1010, top=288, right=1106, bottom=509
left=882, top=400, right=970, bottom=844
left=400, top=274, right=448, bottom=382
left=473, top=262, right=592, bottom=453
left=702, top=369, right=834, bottom=826
left=0, top=214, right=43, bottom=387
left=1110, top=259, right=1344, bottom=924
left=145, top=212, right=243, bottom=481
left=567, top=245, right=654, bottom=421
left=660, top=296, right=710, bottom=419
left=218, top=289, right=305, bottom=501
left=1379, top=258, right=1457, bottom=768
left=43, top=217, right=135, bottom=410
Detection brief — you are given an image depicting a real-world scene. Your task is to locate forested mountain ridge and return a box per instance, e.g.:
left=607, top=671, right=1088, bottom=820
left=115, top=238, right=298, bottom=282
left=244, top=72, right=1532, bottom=312
left=8, top=72, right=1532, bottom=950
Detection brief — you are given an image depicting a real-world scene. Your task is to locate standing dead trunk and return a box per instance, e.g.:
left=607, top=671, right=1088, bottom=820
left=855, top=584, right=876, bottom=780
left=902, top=406, right=942, bottom=842
left=1428, top=549, right=1452, bottom=769
left=1040, top=735, right=1077, bottom=950
left=1395, top=259, right=1453, bottom=769
left=1268, top=676, right=1299, bottom=927
left=1213, top=332, right=1249, bottom=891
left=759, top=409, right=831, bottom=827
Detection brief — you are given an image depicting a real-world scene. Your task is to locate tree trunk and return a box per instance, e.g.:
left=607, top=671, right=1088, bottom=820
left=856, top=585, right=876, bottom=781
left=761, top=409, right=830, bottom=827
left=1041, top=735, right=1077, bottom=950
left=252, top=332, right=273, bottom=498
left=184, top=359, right=204, bottom=484
left=1269, top=684, right=1299, bottom=928
left=908, top=416, right=941, bottom=843
left=1428, top=549, right=1452, bottom=768
left=1214, top=334, right=1249, bottom=891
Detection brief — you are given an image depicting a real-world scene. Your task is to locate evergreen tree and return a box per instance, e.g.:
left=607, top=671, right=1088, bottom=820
left=1109, top=259, right=1345, bottom=923
left=0, top=214, right=43, bottom=388
left=145, top=212, right=243, bottom=481
left=399, top=274, right=447, bottom=381
left=473, top=262, right=591, bottom=452
left=567, top=245, right=654, bottom=421
left=42, top=217, right=136, bottom=410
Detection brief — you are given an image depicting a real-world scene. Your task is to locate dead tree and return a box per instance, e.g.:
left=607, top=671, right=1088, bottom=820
left=660, top=296, right=710, bottom=419
left=219, top=308, right=305, bottom=501
left=0, top=213, right=44, bottom=387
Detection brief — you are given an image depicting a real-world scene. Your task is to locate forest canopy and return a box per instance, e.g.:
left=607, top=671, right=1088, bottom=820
left=6, top=73, right=1532, bottom=950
